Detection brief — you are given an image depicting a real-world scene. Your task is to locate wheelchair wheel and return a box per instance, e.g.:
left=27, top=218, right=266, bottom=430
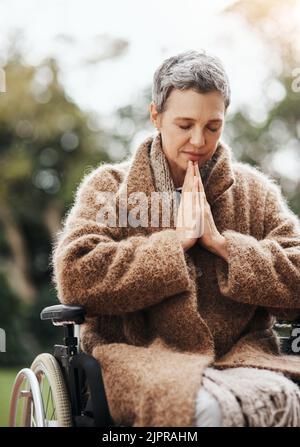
left=29, top=353, right=72, bottom=427
left=9, top=368, right=46, bottom=427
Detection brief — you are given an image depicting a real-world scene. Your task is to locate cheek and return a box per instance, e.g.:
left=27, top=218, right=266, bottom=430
left=207, top=131, right=221, bottom=148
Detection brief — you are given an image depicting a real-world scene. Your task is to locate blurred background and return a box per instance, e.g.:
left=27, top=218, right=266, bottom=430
left=0, top=0, right=300, bottom=426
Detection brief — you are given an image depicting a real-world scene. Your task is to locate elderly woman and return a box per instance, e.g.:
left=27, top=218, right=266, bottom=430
left=52, top=50, right=300, bottom=427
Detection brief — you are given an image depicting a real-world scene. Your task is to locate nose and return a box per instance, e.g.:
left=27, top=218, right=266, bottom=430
left=189, top=128, right=205, bottom=148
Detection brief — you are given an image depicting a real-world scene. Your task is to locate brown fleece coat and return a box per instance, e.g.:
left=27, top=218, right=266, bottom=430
left=52, top=133, right=300, bottom=427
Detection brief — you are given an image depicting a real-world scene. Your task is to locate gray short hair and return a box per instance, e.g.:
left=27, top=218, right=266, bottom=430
left=152, top=49, right=231, bottom=113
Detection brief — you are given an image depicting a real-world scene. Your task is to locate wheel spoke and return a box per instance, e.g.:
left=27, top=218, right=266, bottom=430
left=50, top=388, right=56, bottom=419
left=39, top=371, right=57, bottom=424
left=45, top=381, right=51, bottom=416
left=40, top=373, right=44, bottom=395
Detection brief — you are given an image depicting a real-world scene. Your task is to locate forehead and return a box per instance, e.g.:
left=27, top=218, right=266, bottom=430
left=165, top=88, right=225, bottom=120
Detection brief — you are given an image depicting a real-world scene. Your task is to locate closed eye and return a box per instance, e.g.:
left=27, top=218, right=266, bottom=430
left=178, top=125, right=219, bottom=132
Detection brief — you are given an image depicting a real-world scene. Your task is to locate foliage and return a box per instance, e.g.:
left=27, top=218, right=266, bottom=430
left=0, top=53, right=118, bottom=365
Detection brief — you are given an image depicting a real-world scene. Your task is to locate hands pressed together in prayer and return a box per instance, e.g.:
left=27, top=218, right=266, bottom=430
left=175, top=160, right=229, bottom=262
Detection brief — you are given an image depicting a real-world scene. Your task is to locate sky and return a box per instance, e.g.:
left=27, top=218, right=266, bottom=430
left=0, top=0, right=299, bottom=178
left=0, top=0, right=275, bottom=116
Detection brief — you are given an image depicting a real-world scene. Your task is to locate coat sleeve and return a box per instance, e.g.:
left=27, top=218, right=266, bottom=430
left=215, top=181, right=300, bottom=314
left=51, top=168, right=191, bottom=317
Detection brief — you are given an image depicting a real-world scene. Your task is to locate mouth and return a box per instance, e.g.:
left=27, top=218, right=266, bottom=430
left=182, top=151, right=203, bottom=161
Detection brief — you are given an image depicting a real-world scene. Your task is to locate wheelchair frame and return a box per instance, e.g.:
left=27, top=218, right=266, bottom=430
left=8, top=304, right=300, bottom=427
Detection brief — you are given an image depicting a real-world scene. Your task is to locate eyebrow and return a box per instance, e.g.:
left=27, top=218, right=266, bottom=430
left=174, top=117, right=223, bottom=122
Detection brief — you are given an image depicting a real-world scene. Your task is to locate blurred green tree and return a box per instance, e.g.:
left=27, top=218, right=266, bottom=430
left=0, top=48, right=123, bottom=364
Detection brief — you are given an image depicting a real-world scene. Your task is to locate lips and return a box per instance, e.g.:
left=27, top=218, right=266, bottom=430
left=182, top=151, right=203, bottom=161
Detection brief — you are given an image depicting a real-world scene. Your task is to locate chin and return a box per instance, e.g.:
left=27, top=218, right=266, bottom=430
left=185, top=157, right=209, bottom=167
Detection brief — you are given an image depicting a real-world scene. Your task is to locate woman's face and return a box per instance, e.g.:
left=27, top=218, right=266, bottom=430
left=150, top=88, right=225, bottom=187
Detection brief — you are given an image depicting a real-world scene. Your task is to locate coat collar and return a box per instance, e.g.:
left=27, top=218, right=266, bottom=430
left=204, top=139, right=235, bottom=205
left=122, top=132, right=235, bottom=203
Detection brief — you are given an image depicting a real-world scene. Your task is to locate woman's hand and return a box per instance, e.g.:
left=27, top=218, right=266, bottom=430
left=193, top=162, right=229, bottom=261
left=175, top=160, right=202, bottom=252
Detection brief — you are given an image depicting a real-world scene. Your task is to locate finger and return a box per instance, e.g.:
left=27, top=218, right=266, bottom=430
left=190, top=176, right=198, bottom=234
left=183, top=160, right=194, bottom=192
left=193, top=162, right=204, bottom=192
left=193, top=176, right=201, bottom=211
left=189, top=161, right=195, bottom=190
left=192, top=176, right=202, bottom=238
left=192, top=175, right=197, bottom=212
left=182, top=160, right=192, bottom=187
left=194, top=176, right=201, bottom=214
left=188, top=160, right=194, bottom=178
left=194, top=163, right=209, bottom=210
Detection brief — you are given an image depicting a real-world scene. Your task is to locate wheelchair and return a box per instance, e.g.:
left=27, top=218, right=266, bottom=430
left=8, top=304, right=300, bottom=427
left=9, top=304, right=114, bottom=427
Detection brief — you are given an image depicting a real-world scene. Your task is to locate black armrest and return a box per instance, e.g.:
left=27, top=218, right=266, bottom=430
left=40, top=304, right=86, bottom=325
